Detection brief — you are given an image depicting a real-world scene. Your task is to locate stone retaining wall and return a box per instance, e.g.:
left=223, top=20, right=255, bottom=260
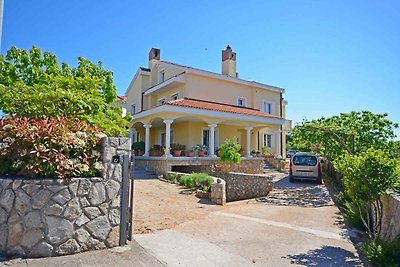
left=0, top=137, right=130, bottom=258
left=380, top=192, right=400, bottom=241
left=136, top=157, right=264, bottom=175
left=212, top=172, right=273, bottom=202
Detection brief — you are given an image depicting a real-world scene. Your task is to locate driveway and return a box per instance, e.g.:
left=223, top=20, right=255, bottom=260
left=2, top=175, right=363, bottom=266
left=134, top=175, right=363, bottom=266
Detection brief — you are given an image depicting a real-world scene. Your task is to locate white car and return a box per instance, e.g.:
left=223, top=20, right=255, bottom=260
left=289, top=152, right=323, bottom=184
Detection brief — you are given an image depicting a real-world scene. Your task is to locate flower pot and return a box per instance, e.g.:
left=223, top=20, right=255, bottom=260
left=137, top=150, right=144, bottom=156
left=149, top=151, right=157, bottom=156
left=198, top=151, right=205, bottom=157
left=173, top=150, right=182, bottom=157
left=188, top=151, right=195, bottom=157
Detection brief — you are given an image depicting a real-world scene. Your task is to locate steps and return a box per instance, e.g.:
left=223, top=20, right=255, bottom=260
left=132, top=169, right=158, bottom=179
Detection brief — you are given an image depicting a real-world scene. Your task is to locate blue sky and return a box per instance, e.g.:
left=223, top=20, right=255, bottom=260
left=2, top=0, right=399, bottom=138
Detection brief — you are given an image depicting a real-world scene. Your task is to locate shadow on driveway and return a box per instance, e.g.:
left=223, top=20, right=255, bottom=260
left=256, top=176, right=332, bottom=208
left=284, top=245, right=363, bottom=266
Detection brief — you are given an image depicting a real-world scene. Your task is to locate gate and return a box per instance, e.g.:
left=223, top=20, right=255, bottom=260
left=114, top=153, right=135, bottom=246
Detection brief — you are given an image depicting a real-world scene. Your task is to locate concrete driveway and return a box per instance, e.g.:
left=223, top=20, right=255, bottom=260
left=134, top=175, right=363, bottom=266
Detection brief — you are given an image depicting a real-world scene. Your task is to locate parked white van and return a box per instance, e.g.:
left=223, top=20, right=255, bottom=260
left=289, top=152, right=323, bottom=184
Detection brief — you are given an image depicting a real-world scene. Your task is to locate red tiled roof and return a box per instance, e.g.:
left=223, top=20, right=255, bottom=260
left=116, top=95, right=127, bottom=101
left=167, top=98, right=283, bottom=119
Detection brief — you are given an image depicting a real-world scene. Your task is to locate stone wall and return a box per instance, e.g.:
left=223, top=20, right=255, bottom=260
left=0, top=137, right=130, bottom=258
left=212, top=172, right=273, bottom=202
left=136, top=157, right=264, bottom=176
left=380, top=192, right=400, bottom=241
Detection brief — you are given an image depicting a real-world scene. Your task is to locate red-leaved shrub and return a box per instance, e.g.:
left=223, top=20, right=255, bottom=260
left=0, top=117, right=106, bottom=180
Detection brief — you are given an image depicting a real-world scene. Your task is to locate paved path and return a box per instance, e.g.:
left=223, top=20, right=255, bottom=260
left=135, top=175, right=363, bottom=266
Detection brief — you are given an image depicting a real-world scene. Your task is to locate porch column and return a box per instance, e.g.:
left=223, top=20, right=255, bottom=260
left=245, top=127, right=253, bottom=157
left=276, top=129, right=282, bottom=156
left=163, top=119, right=174, bottom=157
left=143, top=124, right=152, bottom=157
left=208, top=124, right=217, bottom=157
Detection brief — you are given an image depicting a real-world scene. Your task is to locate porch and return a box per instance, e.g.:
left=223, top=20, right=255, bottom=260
left=131, top=98, right=288, bottom=159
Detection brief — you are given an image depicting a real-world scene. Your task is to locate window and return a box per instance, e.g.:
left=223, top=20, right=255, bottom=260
left=202, top=128, right=219, bottom=154
left=158, top=70, right=165, bottom=83
left=158, top=98, right=166, bottom=105
left=293, top=156, right=318, bottom=166
left=130, top=104, right=136, bottom=115
left=170, top=92, right=179, bottom=101
left=237, top=97, right=247, bottom=107
left=263, top=102, right=272, bottom=114
left=263, top=133, right=272, bottom=148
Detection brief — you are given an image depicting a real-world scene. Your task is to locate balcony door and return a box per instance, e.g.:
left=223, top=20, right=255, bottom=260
left=202, top=128, right=219, bottom=155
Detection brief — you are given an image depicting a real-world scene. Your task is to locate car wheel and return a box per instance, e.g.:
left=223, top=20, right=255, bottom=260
left=289, top=175, right=295, bottom=183
left=316, top=177, right=323, bottom=185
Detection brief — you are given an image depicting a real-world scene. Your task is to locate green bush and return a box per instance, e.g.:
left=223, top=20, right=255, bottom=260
left=132, top=141, right=145, bottom=151
left=218, top=139, right=241, bottom=163
left=166, top=173, right=178, bottom=183
left=362, top=237, right=400, bottom=267
left=0, top=117, right=104, bottom=180
left=179, top=173, right=214, bottom=192
left=335, top=148, right=399, bottom=240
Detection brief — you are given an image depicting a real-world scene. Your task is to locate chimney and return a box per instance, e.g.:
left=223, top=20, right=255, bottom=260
left=149, top=48, right=160, bottom=61
left=222, top=45, right=237, bottom=77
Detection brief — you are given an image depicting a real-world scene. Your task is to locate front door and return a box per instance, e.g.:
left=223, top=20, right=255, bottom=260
left=202, top=129, right=210, bottom=155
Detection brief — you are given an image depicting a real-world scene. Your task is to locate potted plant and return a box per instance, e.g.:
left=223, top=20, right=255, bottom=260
left=171, top=143, right=186, bottom=157
left=193, top=144, right=207, bottom=157
left=132, top=141, right=145, bottom=156
left=187, top=150, right=195, bottom=157
left=148, top=147, right=157, bottom=156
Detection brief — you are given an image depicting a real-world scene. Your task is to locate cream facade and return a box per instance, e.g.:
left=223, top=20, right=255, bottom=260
left=125, top=46, right=291, bottom=157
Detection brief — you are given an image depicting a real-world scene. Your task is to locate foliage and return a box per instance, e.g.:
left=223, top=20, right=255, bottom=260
left=362, top=237, right=400, bottom=267
left=336, top=191, right=366, bottom=230
left=288, top=111, right=398, bottom=161
left=171, top=143, right=185, bottom=151
left=261, top=146, right=270, bottom=155
left=132, top=141, right=145, bottom=151
left=165, top=173, right=178, bottom=183
left=0, top=117, right=105, bottom=180
left=335, top=148, right=399, bottom=240
left=218, top=139, right=241, bottom=163
left=192, top=144, right=207, bottom=152
left=179, top=173, right=214, bottom=192
left=0, top=46, right=131, bottom=136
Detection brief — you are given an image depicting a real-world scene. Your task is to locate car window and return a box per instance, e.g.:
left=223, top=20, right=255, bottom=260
left=293, top=156, right=317, bottom=166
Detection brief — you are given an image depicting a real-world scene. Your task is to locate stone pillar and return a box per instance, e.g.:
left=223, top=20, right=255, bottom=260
left=211, top=179, right=226, bottom=206
left=143, top=124, right=152, bottom=157
left=163, top=119, right=173, bottom=157
left=245, top=127, right=253, bottom=157
left=208, top=123, right=217, bottom=157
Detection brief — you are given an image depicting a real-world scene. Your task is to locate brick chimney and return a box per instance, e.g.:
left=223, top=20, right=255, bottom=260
left=149, top=48, right=160, bottom=61
left=222, top=45, right=237, bottom=77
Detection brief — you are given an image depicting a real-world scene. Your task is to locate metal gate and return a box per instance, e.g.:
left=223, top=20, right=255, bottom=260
left=114, top=153, right=134, bottom=246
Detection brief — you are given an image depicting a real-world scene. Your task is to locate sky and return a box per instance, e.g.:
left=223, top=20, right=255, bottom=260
left=2, top=0, right=399, bottom=138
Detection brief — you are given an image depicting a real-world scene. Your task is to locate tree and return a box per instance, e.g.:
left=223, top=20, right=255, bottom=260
left=335, top=148, right=399, bottom=240
left=288, top=111, right=399, bottom=160
left=0, top=46, right=131, bottom=136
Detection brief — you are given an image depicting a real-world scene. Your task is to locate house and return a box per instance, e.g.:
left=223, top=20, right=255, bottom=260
left=125, top=46, right=291, bottom=163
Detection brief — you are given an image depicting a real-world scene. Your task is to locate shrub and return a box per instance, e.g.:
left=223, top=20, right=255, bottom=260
left=0, top=117, right=105, bottom=180
left=166, top=173, right=178, bottom=183
left=179, top=173, right=214, bottom=192
left=362, top=237, right=400, bottom=267
left=218, top=139, right=241, bottom=163
left=335, top=148, right=399, bottom=240
left=179, top=175, right=195, bottom=188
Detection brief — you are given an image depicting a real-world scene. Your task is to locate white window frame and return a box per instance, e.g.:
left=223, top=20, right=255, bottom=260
left=263, top=100, right=275, bottom=114
left=237, top=97, right=247, bottom=107
left=130, top=104, right=136, bottom=115
left=158, top=70, right=165, bottom=83
left=158, top=97, right=166, bottom=105
left=263, top=133, right=273, bottom=148
left=159, top=129, right=174, bottom=147
left=170, top=92, right=179, bottom=101
left=201, top=127, right=219, bottom=150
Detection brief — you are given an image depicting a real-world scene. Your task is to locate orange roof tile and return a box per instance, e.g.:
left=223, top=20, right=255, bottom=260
left=167, top=98, right=283, bottom=119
